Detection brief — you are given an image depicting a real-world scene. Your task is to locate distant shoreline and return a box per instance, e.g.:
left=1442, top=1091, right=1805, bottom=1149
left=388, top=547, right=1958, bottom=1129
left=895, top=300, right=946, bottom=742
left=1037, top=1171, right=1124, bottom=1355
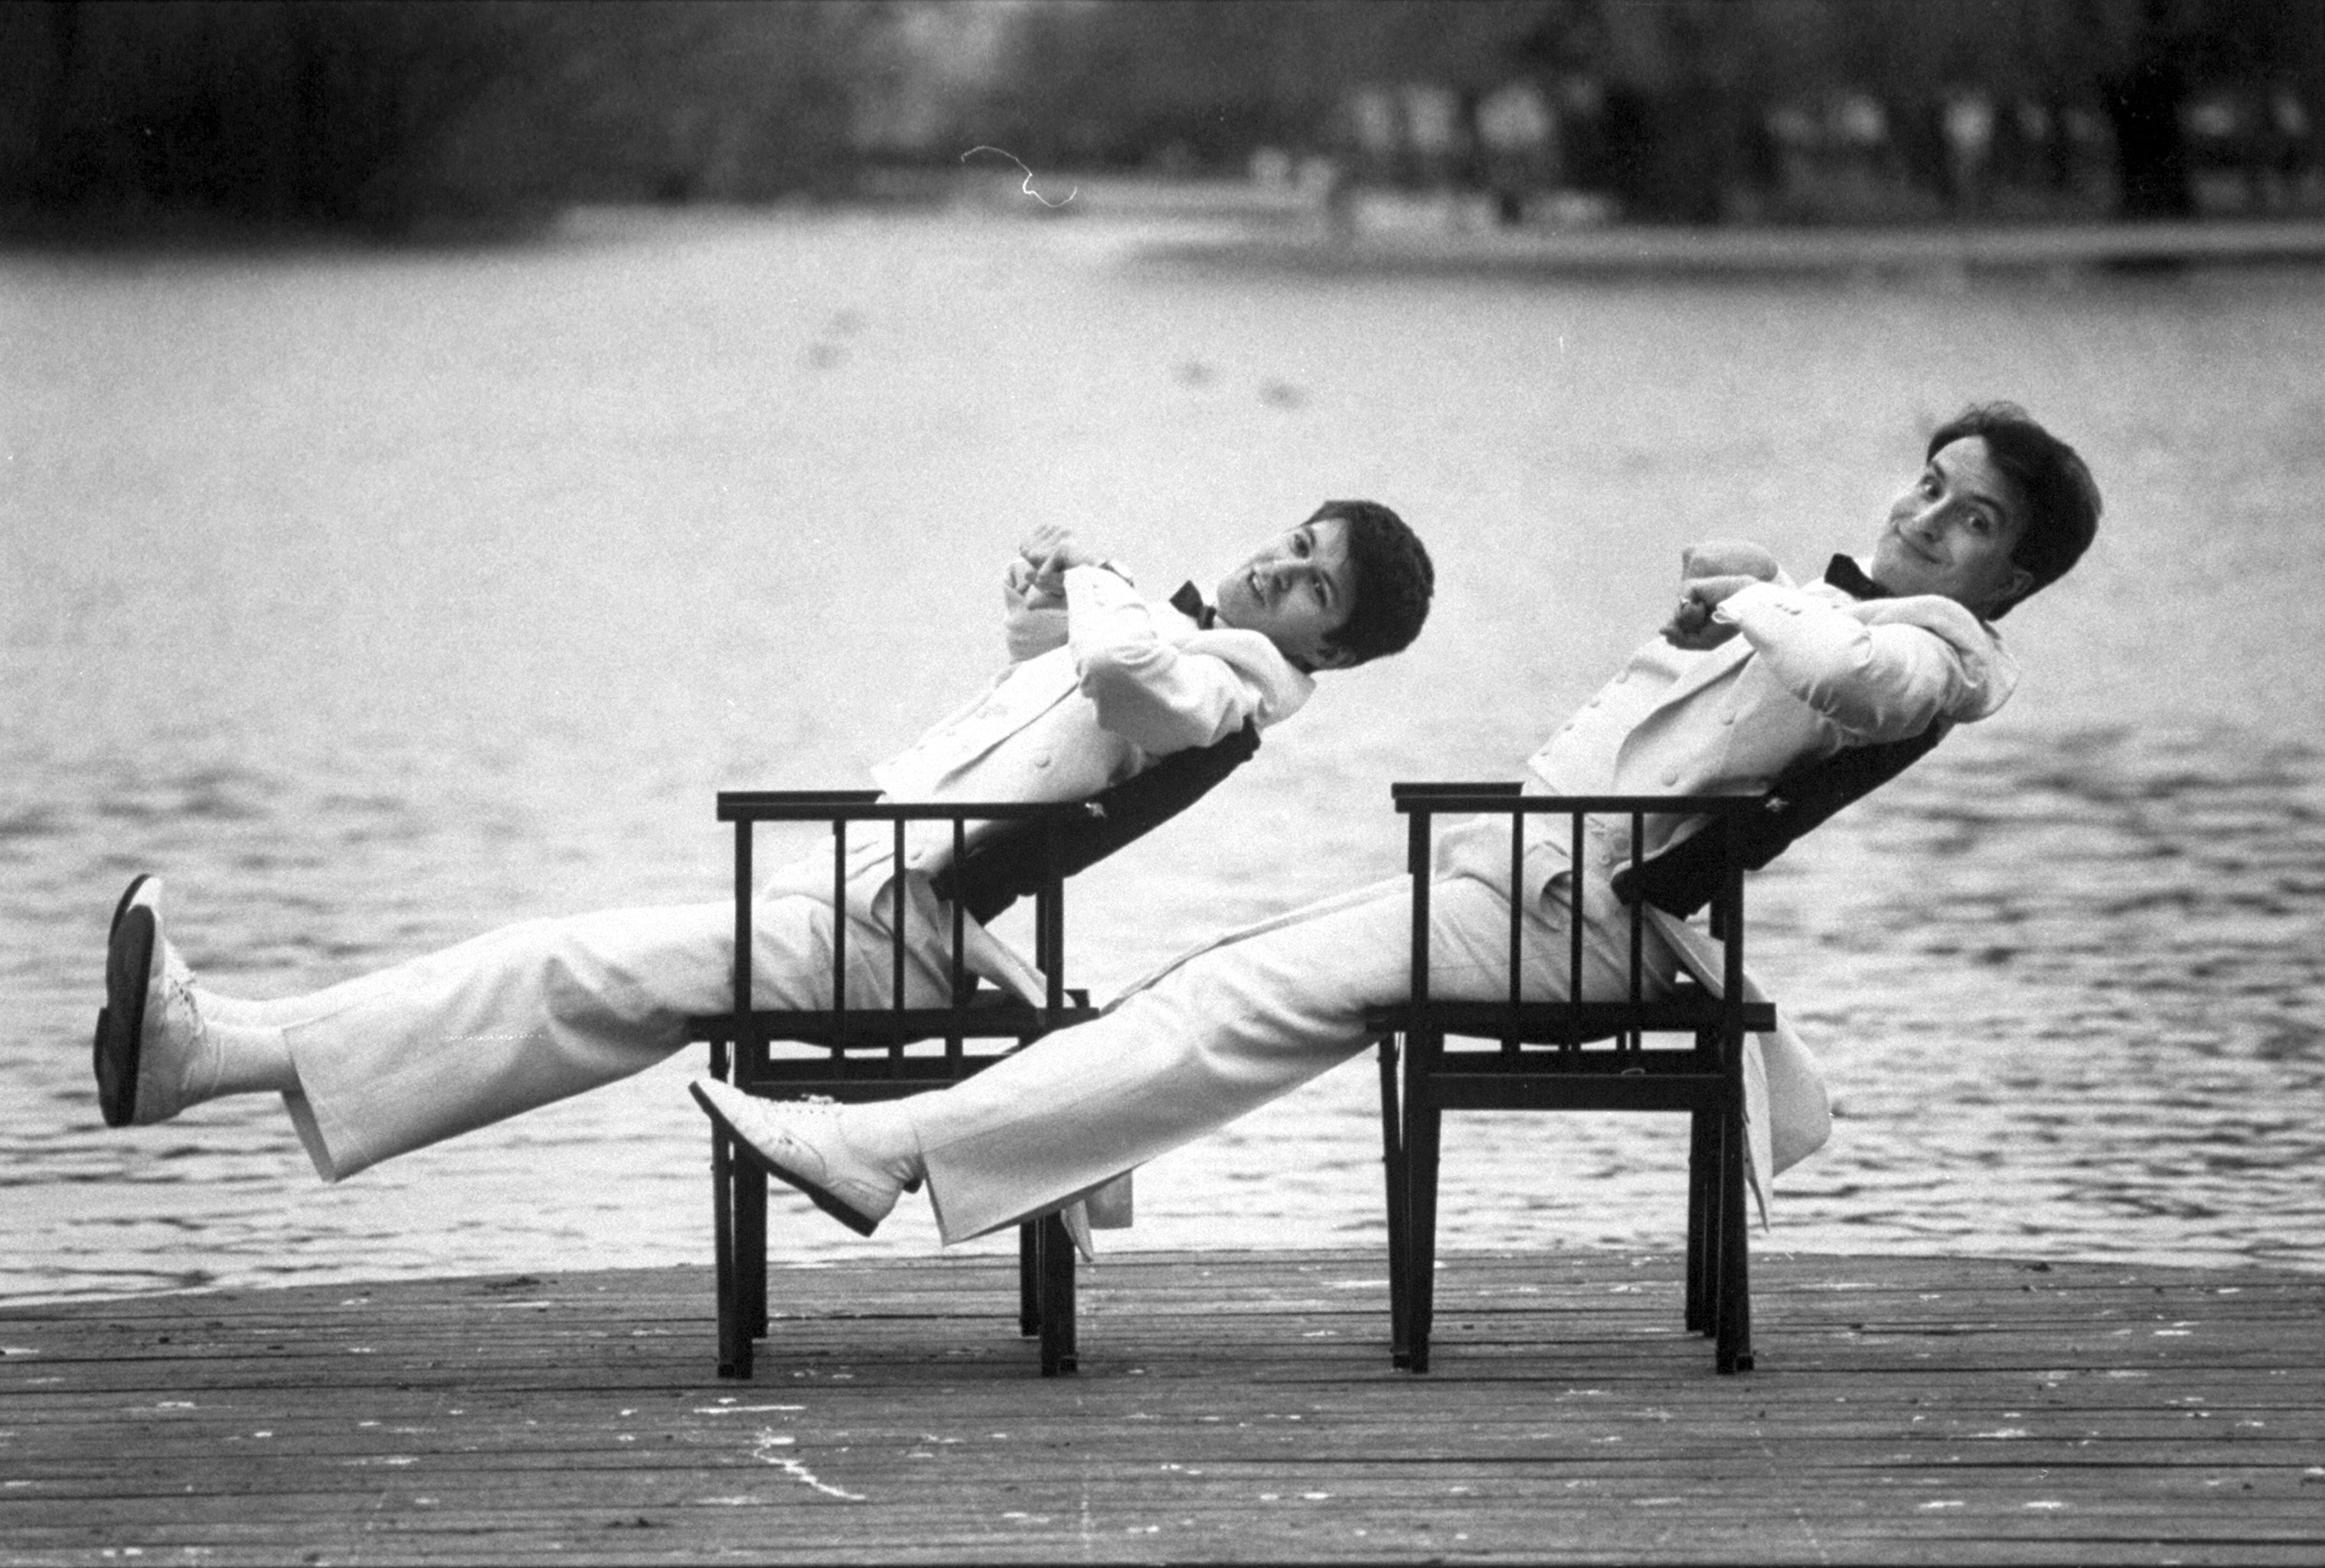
left=17, top=172, right=2325, bottom=275
left=1137, top=213, right=2325, bottom=280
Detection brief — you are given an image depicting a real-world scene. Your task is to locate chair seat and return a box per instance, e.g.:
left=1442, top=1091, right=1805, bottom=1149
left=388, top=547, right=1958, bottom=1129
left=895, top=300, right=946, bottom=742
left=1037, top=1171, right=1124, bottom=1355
left=1362, top=998, right=1775, bottom=1041
left=700, top=990, right=1100, bottom=1100
left=691, top=991, right=1099, bottom=1051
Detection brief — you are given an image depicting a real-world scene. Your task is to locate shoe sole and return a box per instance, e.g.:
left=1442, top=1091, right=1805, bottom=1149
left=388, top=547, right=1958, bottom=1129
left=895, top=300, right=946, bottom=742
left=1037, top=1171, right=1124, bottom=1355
left=96, top=905, right=156, bottom=1129
left=109, top=873, right=152, bottom=939
left=689, top=1082, right=882, bottom=1238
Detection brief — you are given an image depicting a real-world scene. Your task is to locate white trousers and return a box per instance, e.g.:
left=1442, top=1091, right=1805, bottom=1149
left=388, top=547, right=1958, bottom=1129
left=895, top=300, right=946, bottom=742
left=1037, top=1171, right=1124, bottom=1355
left=272, top=896, right=955, bottom=1181
left=912, top=872, right=1681, bottom=1244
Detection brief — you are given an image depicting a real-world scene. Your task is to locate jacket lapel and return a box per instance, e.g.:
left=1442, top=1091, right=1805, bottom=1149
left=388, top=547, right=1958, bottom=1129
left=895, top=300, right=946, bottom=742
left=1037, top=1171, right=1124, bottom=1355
left=925, top=652, right=1083, bottom=789
left=1654, top=633, right=1755, bottom=712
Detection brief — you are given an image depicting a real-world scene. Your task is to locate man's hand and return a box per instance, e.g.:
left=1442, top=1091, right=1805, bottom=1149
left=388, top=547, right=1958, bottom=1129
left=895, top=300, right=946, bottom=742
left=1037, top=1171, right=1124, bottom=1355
left=1660, top=574, right=1758, bottom=650
left=1018, top=523, right=1106, bottom=599
left=1004, top=557, right=1066, bottom=613
left=1678, top=539, right=1781, bottom=583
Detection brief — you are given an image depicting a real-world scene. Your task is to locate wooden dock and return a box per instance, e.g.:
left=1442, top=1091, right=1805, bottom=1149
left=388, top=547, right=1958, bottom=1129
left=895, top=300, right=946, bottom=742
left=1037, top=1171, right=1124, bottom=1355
left=4, top=1250, right=2318, bottom=1563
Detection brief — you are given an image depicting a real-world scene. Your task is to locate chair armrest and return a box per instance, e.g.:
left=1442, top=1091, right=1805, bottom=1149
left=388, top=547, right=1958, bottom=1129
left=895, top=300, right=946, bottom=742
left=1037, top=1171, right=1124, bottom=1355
left=717, top=792, right=1082, bottom=825
left=1390, top=780, right=1524, bottom=802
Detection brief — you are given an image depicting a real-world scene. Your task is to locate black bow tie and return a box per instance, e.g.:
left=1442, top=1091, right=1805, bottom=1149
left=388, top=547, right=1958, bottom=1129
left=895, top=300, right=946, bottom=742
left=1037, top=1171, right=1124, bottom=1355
left=1824, top=554, right=1895, bottom=601
left=1167, top=581, right=1217, bottom=628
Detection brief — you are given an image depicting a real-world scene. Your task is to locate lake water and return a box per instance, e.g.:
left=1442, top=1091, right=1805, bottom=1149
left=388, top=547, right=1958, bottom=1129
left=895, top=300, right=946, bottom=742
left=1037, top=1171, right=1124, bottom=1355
left=4, top=206, right=2321, bottom=1302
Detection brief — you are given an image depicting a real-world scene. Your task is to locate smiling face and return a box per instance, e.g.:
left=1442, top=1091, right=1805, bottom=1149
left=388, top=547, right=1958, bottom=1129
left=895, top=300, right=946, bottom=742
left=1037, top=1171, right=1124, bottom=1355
left=1870, top=436, right=2036, bottom=617
left=1212, top=516, right=1356, bottom=672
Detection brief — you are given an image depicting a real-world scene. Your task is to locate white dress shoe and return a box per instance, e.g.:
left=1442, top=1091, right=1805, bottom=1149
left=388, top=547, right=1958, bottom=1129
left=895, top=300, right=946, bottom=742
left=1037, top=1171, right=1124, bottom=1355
left=116, top=874, right=202, bottom=987
left=689, top=1079, right=902, bottom=1236
left=94, top=877, right=217, bottom=1128
left=116, top=875, right=276, bottom=1027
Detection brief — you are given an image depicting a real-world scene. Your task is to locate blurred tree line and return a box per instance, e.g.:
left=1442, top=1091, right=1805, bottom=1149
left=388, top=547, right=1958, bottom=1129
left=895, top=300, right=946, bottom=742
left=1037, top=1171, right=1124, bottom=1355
left=972, top=0, right=2325, bottom=223
left=0, top=0, right=874, bottom=234
left=2, top=0, right=2319, bottom=237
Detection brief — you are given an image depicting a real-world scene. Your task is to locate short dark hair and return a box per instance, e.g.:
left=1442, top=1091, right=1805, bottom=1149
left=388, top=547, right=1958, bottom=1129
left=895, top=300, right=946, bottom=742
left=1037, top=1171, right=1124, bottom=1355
left=1310, top=499, right=1432, bottom=667
left=1926, top=403, right=2101, bottom=619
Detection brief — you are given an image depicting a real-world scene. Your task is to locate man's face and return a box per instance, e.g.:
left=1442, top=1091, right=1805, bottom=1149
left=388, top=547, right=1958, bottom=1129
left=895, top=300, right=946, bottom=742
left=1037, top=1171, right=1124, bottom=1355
left=1213, top=516, right=1356, bottom=672
left=1871, top=436, right=2035, bottom=616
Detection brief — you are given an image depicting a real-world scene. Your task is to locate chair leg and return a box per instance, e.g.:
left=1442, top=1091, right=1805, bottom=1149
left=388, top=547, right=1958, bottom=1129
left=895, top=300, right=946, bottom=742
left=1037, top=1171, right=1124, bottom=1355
left=712, top=1129, right=753, bottom=1380
left=1037, top=1212, right=1078, bottom=1376
left=1378, top=1034, right=1411, bottom=1368
left=1404, top=1044, right=1444, bottom=1374
left=1017, top=1220, right=1041, bottom=1338
left=1685, top=1109, right=1713, bottom=1334
left=1715, top=1106, right=1755, bottom=1374
left=740, top=1165, right=769, bottom=1341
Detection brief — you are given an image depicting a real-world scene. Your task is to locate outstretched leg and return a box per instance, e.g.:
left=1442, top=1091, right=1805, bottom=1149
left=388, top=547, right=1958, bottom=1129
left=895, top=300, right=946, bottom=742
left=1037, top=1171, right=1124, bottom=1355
left=96, top=880, right=955, bottom=1181
left=698, top=872, right=1677, bottom=1245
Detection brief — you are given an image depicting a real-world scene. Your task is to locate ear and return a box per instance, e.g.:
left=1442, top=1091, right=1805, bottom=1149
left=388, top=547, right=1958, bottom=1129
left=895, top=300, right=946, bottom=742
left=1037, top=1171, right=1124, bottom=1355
left=1305, top=642, right=1357, bottom=674
left=1994, top=564, right=2035, bottom=615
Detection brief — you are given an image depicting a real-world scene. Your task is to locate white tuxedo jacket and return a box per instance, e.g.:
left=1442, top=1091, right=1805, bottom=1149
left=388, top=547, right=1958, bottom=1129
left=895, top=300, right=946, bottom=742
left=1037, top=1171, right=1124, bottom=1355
left=1362, top=564, right=2013, bottom=1208
left=768, top=561, right=1313, bottom=1000
left=1509, top=567, right=2017, bottom=1190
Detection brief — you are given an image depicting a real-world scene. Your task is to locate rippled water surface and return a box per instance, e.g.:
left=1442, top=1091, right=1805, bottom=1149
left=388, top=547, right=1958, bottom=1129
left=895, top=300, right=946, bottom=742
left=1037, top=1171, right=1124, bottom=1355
left=5, top=208, right=2322, bottom=1300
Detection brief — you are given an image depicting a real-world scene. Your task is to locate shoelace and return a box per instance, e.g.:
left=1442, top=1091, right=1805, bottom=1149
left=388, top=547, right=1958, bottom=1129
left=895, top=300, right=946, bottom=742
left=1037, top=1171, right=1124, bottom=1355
left=160, top=972, right=217, bottom=1099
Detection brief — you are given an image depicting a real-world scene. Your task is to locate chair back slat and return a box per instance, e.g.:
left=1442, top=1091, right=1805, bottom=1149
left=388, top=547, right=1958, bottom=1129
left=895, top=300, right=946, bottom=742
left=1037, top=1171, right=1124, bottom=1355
left=890, top=818, right=908, bottom=1011
left=1566, top=812, right=1585, bottom=1024
left=1406, top=808, right=1432, bottom=1006
left=1389, top=788, right=1767, bottom=1049
left=1503, top=819, right=1522, bottom=1054
left=828, top=818, right=847, bottom=1014
left=948, top=818, right=968, bottom=1057
left=1626, top=811, right=1647, bottom=1049
left=708, top=793, right=1100, bottom=1073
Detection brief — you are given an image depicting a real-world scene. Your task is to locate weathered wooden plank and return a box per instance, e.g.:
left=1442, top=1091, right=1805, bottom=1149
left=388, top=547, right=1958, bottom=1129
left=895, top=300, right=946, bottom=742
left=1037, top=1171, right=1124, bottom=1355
left=4, top=1251, right=2320, bottom=1565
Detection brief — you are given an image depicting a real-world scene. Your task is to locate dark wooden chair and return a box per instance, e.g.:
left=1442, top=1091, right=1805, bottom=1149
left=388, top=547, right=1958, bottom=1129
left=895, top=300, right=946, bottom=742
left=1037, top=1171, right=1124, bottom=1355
left=688, top=791, right=1100, bottom=1380
left=1364, top=785, right=1776, bottom=1375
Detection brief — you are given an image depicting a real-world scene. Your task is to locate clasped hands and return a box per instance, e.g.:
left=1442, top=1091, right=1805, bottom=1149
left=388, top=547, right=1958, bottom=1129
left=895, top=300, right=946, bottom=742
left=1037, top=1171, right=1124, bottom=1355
left=1007, top=523, right=1109, bottom=610
left=1658, top=539, right=1781, bottom=651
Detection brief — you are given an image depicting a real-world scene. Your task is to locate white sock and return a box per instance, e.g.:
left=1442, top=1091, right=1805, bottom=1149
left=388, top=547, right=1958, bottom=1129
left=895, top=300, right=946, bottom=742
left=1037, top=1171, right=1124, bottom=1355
left=195, top=985, right=336, bottom=1031
left=844, top=1100, right=926, bottom=1186
left=155, top=942, right=299, bottom=1099
left=191, top=985, right=272, bottom=1027
left=202, top=1017, right=298, bottom=1098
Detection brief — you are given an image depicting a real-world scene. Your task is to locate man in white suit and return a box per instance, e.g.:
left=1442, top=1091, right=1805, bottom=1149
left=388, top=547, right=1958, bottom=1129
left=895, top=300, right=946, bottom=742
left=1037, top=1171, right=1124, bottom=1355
left=695, top=403, right=2103, bottom=1244
left=93, top=501, right=1437, bottom=1182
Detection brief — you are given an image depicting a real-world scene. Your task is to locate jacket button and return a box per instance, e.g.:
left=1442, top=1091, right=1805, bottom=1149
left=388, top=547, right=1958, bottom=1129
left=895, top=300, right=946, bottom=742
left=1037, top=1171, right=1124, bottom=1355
left=1662, top=770, right=1680, bottom=787
left=1721, top=712, right=1736, bottom=726
left=1033, top=754, right=1051, bottom=769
